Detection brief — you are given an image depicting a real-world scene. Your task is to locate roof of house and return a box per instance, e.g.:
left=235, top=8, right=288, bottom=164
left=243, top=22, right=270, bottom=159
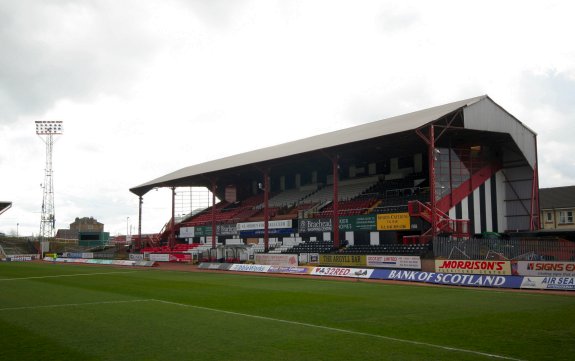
left=540, top=186, right=575, bottom=210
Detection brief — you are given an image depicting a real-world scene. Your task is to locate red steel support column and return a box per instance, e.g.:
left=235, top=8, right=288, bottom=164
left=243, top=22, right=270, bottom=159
left=429, top=125, right=437, bottom=240
left=264, top=170, right=270, bottom=252
left=137, top=195, right=143, bottom=251
left=530, top=135, right=541, bottom=231
left=170, top=187, right=176, bottom=250
left=211, top=181, right=217, bottom=251
left=332, top=156, right=340, bottom=248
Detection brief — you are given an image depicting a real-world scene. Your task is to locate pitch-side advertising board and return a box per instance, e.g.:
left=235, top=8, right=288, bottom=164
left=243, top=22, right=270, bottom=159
left=513, top=261, right=575, bottom=278
left=435, top=260, right=511, bottom=275
left=520, top=276, right=575, bottom=290
left=366, top=255, right=421, bottom=270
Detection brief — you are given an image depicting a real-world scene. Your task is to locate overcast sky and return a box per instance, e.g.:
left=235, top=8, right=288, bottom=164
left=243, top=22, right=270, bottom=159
left=1, top=0, right=574, bottom=237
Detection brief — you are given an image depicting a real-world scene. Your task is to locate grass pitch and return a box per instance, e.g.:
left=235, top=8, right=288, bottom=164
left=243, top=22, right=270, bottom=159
left=1, top=262, right=574, bottom=360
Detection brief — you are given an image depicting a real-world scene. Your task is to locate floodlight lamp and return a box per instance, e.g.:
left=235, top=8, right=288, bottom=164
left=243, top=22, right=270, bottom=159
left=35, top=120, right=63, bottom=135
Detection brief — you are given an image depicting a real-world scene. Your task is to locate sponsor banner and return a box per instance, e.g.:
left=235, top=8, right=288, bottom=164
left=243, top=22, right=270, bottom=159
left=366, top=255, right=421, bottom=270
left=299, top=218, right=333, bottom=233
left=237, top=220, right=292, bottom=231
left=43, top=257, right=140, bottom=266
left=149, top=254, right=171, bottom=262
left=86, top=259, right=114, bottom=265
left=341, top=215, right=377, bottom=231
left=229, top=264, right=271, bottom=273
left=81, top=252, right=94, bottom=259
left=54, top=257, right=88, bottom=263
left=180, top=227, right=195, bottom=238
left=311, top=267, right=374, bottom=279
left=129, top=254, right=144, bottom=261
left=319, top=254, right=366, bottom=267
left=299, top=215, right=377, bottom=233
left=521, top=277, right=575, bottom=290
left=194, top=226, right=212, bottom=237
left=435, top=260, right=511, bottom=275
left=65, top=252, right=83, bottom=258
left=113, top=260, right=136, bottom=266
left=255, top=254, right=298, bottom=267
left=134, top=261, right=157, bottom=267
left=93, top=253, right=115, bottom=259
left=170, top=254, right=192, bottom=262
left=372, top=269, right=523, bottom=289
left=268, top=266, right=311, bottom=274
left=198, top=262, right=233, bottom=271
left=217, top=223, right=237, bottom=236
left=514, top=261, right=575, bottom=278
left=239, top=228, right=293, bottom=237
left=376, top=213, right=411, bottom=230
left=177, top=225, right=229, bottom=237
left=5, top=255, right=37, bottom=262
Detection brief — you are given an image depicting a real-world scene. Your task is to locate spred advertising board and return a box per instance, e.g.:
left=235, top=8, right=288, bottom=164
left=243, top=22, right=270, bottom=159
left=311, top=267, right=373, bottom=279
left=435, top=260, right=511, bottom=275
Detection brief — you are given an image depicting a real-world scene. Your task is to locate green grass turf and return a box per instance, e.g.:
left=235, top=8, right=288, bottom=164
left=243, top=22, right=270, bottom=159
left=1, top=262, right=574, bottom=360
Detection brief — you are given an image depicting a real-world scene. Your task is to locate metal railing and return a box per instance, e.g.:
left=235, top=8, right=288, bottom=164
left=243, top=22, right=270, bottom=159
left=433, top=237, right=575, bottom=262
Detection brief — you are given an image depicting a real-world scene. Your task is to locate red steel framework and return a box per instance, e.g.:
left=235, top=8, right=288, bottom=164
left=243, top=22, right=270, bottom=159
left=134, top=112, right=540, bottom=251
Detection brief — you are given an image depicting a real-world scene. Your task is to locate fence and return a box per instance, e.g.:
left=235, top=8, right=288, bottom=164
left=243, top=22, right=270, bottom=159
left=433, top=237, right=575, bottom=262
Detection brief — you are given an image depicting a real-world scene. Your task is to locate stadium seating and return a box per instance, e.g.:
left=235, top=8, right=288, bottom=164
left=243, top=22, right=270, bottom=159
left=281, top=241, right=335, bottom=254
left=313, top=197, right=378, bottom=218
left=339, top=243, right=431, bottom=256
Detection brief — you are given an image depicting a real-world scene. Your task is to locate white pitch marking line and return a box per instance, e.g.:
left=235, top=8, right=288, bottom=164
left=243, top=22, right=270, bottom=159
left=0, top=299, right=154, bottom=312
left=0, top=270, right=141, bottom=281
left=152, top=299, right=525, bottom=361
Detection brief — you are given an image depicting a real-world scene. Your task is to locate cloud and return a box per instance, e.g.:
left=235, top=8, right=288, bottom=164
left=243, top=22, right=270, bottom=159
left=518, top=70, right=575, bottom=187
left=1, top=0, right=575, bottom=236
left=0, top=0, right=162, bottom=123
left=520, top=70, right=575, bottom=116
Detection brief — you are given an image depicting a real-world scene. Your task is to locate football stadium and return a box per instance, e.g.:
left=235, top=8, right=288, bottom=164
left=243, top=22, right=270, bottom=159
left=2, top=95, right=574, bottom=360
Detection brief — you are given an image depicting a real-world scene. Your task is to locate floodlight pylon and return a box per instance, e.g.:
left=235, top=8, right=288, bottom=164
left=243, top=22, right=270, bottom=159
left=36, top=121, right=63, bottom=240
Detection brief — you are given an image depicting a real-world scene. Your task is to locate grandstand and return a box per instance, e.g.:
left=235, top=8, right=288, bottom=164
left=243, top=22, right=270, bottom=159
left=130, top=95, right=540, bottom=259
left=0, top=201, right=11, bottom=217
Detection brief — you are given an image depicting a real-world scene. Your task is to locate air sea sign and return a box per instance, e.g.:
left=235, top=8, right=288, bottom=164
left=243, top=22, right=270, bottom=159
left=521, top=276, right=575, bottom=290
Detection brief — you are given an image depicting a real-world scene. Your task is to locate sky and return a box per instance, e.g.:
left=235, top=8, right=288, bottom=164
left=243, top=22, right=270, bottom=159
left=1, top=0, right=574, bottom=237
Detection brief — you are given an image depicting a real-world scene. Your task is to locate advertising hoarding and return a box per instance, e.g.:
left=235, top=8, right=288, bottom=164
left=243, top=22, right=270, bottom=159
left=255, top=254, right=299, bottom=267
left=514, top=261, right=575, bottom=278
left=319, top=254, right=366, bottom=267
left=376, top=213, right=411, bottom=230
left=435, top=260, right=511, bottom=275
left=366, top=255, right=421, bottom=269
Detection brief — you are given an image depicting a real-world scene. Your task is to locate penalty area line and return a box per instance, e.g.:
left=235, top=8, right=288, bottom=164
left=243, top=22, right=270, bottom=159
left=0, top=270, right=142, bottom=281
left=152, top=299, right=525, bottom=361
left=0, top=299, right=154, bottom=312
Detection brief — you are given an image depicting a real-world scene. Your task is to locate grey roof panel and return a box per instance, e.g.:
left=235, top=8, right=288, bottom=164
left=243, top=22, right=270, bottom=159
left=130, top=95, right=518, bottom=196
left=463, top=97, right=537, bottom=168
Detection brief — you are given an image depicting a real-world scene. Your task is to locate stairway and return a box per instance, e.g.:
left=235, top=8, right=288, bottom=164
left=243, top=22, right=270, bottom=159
left=405, top=200, right=470, bottom=243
